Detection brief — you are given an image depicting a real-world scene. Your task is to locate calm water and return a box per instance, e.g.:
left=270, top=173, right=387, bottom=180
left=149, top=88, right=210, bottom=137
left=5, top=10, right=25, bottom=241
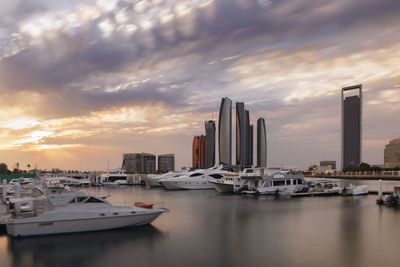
left=1, top=182, right=400, bottom=267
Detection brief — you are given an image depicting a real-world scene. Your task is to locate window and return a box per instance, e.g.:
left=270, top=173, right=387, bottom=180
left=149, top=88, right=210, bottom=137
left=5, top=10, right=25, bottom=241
left=190, top=173, right=203, bottom=177
left=76, top=197, right=87, bottom=202
left=209, top=174, right=223, bottom=179
left=297, top=179, right=303, bottom=185
left=285, top=180, right=291, bottom=185
left=85, top=197, right=104, bottom=203
left=273, top=180, right=285, bottom=186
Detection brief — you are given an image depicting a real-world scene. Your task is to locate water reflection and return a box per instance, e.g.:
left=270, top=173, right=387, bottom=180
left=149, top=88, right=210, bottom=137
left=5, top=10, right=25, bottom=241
left=6, top=225, right=166, bottom=267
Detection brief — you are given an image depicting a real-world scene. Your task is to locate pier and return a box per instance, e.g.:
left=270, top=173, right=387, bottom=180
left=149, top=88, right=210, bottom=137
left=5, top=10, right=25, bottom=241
left=305, top=171, right=400, bottom=181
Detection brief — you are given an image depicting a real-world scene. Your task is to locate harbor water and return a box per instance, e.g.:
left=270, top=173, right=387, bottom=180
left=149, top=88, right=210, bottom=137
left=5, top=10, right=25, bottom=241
left=1, top=181, right=400, bottom=267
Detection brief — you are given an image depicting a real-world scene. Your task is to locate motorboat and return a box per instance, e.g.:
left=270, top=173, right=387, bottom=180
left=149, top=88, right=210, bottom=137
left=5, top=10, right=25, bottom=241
left=144, top=171, right=185, bottom=188
left=4, top=189, right=168, bottom=237
left=340, top=184, right=368, bottom=196
left=307, top=178, right=341, bottom=195
left=159, top=166, right=225, bottom=190
left=208, top=171, right=241, bottom=193
left=254, top=172, right=309, bottom=195
left=115, top=180, right=129, bottom=185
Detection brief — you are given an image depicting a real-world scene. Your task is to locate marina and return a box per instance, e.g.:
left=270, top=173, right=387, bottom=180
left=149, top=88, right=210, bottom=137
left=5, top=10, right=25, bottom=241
left=1, top=185, right=400, bottom=267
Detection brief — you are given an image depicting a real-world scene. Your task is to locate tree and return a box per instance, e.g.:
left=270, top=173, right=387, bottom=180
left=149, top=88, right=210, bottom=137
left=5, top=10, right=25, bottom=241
left=0, top=163, right=9, bottom=174
left=27, top=164, right=31, bottom=172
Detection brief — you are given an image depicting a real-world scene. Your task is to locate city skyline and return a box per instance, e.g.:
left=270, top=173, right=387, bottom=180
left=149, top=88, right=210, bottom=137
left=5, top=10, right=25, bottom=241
left=0, top=0, right=400, bottom=170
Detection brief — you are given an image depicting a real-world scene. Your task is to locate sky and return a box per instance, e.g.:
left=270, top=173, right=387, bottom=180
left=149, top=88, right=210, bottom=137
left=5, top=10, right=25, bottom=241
left=0, top=0, right=399, bottom=171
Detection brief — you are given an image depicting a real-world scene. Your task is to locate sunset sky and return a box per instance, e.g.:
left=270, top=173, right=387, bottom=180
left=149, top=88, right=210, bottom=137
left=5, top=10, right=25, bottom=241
left=0, top=0, right=399, bottom=171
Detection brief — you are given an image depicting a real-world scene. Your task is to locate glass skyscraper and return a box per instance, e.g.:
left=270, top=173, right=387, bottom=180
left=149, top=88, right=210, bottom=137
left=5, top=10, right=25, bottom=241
left=341, top=84, right=362, bottom=170
left=257, top=118, right=267, bottom=167
left=204, top=120, right=216, bottom=168
left=219, top=97, right=232, bottom=166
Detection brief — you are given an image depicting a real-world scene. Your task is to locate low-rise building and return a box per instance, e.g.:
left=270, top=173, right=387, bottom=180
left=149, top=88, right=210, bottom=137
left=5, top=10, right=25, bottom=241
left=158, top=154, right=175, bottom=173
left=122, top=153, right=156, bottom=174
left=384, top=139, right=400, bottom=168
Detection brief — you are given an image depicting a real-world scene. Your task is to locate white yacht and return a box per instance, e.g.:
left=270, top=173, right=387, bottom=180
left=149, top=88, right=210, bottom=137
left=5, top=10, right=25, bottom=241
left=252, top=172, right=309, bottom=195
left=208, top=171, right=241, bottom=193
left=5, top=189, right=167, bottom=237
left=159, top=167, right=217, bottom=190
left=144, top=171, right=185, bottom=188
left=307, top=179, right=341, bottom=194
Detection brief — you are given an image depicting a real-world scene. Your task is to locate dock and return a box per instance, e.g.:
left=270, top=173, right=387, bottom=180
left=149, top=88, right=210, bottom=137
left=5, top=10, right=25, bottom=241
left=290, top=191, right=339, bottom=197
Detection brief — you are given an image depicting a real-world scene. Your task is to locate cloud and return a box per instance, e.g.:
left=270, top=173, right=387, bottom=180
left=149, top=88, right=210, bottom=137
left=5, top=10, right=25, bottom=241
left=0, top=0, right=400, bottom=169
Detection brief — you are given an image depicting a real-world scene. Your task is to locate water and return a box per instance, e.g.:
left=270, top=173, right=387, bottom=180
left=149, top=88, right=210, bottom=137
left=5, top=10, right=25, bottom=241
left=1, top=183, right=400, bottom=267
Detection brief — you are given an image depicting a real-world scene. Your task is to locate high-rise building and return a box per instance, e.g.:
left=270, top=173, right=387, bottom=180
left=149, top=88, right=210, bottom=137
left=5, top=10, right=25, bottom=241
left=158, top=154, right=175, bottom=173
left=245, top=111, right=253, bottom=167
left=122, top=153, right=156, bottom=174
left=236, top=102, right=247, bottom=167
left=257, top=118, right=267, bottom=167
left=204, top=120, right=216, bottom=168
left=341, top=85, right=362, bottom=170
left=193, top=135, right=206, bottom=168
left=219, top=97, right=232, bottom=166
left=384, top=138, right=400, bottom=168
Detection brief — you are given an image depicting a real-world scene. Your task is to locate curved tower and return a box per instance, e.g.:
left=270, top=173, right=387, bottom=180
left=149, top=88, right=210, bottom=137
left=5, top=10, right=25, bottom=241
left=219, top=97, right=232, bottom=166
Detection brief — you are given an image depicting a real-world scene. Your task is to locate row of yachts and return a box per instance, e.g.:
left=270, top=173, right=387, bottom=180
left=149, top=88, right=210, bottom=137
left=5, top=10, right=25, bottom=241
left=0, top=178, right=167, bottom=237
left=144, top=165, right=369, bottom=196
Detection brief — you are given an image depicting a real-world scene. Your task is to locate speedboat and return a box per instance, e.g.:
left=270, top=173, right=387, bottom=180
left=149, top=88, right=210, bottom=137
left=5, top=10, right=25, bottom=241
left=340, top=184, right=368, bottom=196
left=4, top=190, right=168, bottom=237
left=255, top=172, right=308, bottom=195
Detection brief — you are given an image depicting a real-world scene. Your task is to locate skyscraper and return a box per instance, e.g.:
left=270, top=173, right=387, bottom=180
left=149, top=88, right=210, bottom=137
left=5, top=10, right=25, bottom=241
left=236, top=103, right=253, bottom=168
left=248, top=124, right=253, bottom=166
left=236, top=102, right=246, bottom=167
left=204, top=120, right=216, bottom=168
left=257, top=118, right=267, bottom=167
left=193, top=135, right=206, bottom=168
left=341, top=84, right=362, bottom=170
left=219, top=97, right=232, bottom=166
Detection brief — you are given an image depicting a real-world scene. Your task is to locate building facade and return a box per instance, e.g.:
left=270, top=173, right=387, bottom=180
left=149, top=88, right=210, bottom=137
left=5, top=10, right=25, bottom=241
left=384, top=139, right=400, bottom=168
left=236, top=103, right=253, bottom=168
left=257, top=118, right=267, bottom=167
left=341, top=85, right=362, bottom=170
left=204, top=120, right=216, bottom=168
left=236, top=102, right=247, bottom=167
left=122, top=153, right=156, bottom=174
left=193, top=135, right=206, bottom=169
left=158, top=154, right=175, bottom=173
left=320, top=160, right=336, bottom=170
left=219, top=97, right=232, bottom=166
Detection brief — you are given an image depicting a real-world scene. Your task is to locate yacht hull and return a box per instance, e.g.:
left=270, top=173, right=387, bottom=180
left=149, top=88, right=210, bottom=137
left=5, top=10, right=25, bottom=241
left=160, top=180, right=213, bottom=190
left=209, top=181, right=234, bottom=193
left=6, top=210, right=165, bottom=237
left=145, top=179, right=162, bottom=188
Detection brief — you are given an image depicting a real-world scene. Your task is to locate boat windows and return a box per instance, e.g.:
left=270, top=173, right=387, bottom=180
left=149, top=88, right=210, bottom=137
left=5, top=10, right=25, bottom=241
left=285, top=180, right=292, bottom=185
left=293, top=179, right=297, bottom=185
left=272, top=180, right=285, bottom=186
left=297, top=179, right=303, bottom=185
left=209, top=174, right=223, bottom=179
left=76, top=197, right=87, bottom=203
left=85, top=197, right=104, bottom=203
left=189, top=173, right=203, bottom=177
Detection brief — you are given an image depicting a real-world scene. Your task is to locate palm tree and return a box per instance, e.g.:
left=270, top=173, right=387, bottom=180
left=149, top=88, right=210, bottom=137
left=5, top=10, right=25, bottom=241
left=27, top=164, right=31, bottom=173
